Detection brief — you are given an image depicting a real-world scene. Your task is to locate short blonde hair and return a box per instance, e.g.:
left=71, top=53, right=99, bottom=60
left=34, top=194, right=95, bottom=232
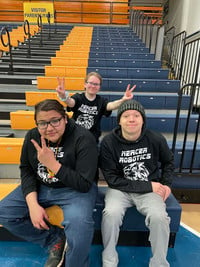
left=85, top=72, right=102, bottom=85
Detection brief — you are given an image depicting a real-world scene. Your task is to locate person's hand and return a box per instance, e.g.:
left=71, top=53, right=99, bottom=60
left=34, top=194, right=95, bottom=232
left=151, top=181, right=170, bottom=201
left=31, top=136, right=55, bottom=168
left=163, top=185, right=171, bottom=201
left=29, top=203, right=50, bottom=230
left=56, top=77, right=66, bottom=99
left=122, top=84, right=136, bottom=101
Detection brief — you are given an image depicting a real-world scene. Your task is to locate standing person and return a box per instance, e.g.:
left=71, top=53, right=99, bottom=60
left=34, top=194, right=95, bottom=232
left=99, top=99, right=174, bottom=267
left=0, top=99, right=98, bottom=267
left=56, top=72, right=136, bottom=142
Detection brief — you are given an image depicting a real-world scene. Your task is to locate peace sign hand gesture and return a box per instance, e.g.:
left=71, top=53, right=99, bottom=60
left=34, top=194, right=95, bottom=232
left=31, top=136, right=55, bottom=168
left=56, top=77, right=66, bottom=99
left=122, top=84, right=136, bottom=101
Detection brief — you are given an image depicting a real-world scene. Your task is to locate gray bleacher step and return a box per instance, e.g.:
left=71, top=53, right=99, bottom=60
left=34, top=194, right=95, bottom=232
left=34, top=28, right=72, bottom=33
left=0, top=99, right=26, bottom=104
left=0, top=119, right=15, bottom=138
left=0, top=102, right=30, bottom=110
left=30, top=32, right=70, bottom=38
left=0, top=103, right=33, bottom=120
left=0, top=164, right=20, bottom=179
left=0, top=120, right=11, bottom=128
left=0, top=123, right=27, bottom=138
left=18, top=43, right=62, bottom=50
left=0, top=72, right=42, bottom=76
left=20, top=43, right=62, bottom=50
left=0, top=85, right=38, bottom=94
left=25, top=35, right=67, bottom=43
left=14, top=45, right=61, bottom=52
left=9, top=50, right=56, bottom=58
left=27, top=39, right=66, bottom=45
left=0, top=64, right=45, bottom=74
left=0, top=91, right=25, bottom=100
left=0, top=132, right=15, bottom=138
left=0, top=74, right=37, bottom=85
left=1, top=56, right=51, bottom=64
left=34, top=34, right=70, bottom=39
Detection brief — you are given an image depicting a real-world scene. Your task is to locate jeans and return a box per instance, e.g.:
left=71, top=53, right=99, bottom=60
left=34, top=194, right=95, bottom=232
left=0, top=183, right=97, bottom=267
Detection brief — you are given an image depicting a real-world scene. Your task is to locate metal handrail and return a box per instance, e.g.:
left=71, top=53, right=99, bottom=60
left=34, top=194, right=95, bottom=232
left=47, top=12, right=51, bottom=40
left=24, top=19, right=31, bottom=57
left=172, top=83, right=200, bottom=173
left=179, top=36, right=200, bottom=86
left=37, top=14, right=43, bottom=46
left=169, top=30, right=186, bottom=78
left=0, top=26, right=13, bottom=74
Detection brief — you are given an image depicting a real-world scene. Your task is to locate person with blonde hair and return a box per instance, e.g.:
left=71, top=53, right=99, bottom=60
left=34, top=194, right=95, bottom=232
left=56, top=72, right=136, bottom=142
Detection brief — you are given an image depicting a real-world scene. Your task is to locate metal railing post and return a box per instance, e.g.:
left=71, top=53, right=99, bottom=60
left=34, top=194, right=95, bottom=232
left=0, top=26, right=13, bottom=74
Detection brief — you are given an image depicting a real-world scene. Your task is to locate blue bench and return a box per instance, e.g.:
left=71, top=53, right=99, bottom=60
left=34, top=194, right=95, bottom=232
left=93, top=186, right=182, bottom=248
left=88, top=58, right=162, bottom=68
left=101, top=111, right=199, bottom=134
left=0, top=186, right=182, bottom=249
left=87, top=67, right=169, bottom=79
left=89, top=50, right=154, bottom=59
left=100, top=78, right=180, bottom=92
left=91, top=41, right=145, bottom=48
left=172, top=173, right=200, bottom=203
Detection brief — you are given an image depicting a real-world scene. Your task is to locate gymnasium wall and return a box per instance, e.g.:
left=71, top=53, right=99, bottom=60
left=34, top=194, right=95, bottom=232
left=0, top=0, right=129, bottom=24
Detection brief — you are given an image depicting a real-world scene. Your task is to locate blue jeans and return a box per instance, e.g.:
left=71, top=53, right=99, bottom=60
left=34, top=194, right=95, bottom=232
left=0, top=183, right=97, bottom=267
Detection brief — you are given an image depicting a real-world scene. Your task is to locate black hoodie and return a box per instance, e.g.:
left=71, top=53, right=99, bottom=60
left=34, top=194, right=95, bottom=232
left=20, top=119, right=98, bottom=198
left=99, top=125, right=174, bottom=193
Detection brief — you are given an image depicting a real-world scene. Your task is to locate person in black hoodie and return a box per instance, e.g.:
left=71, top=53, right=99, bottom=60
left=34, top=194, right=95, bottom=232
left=0, top=99, right=98, bottom=267
left=99, top=99, right=174, bottom=267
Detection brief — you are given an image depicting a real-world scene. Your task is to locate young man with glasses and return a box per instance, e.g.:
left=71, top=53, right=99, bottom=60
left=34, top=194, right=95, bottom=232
left=56, top=72, right=136, bottom=142
left=0, top=99, right=98, bottom=267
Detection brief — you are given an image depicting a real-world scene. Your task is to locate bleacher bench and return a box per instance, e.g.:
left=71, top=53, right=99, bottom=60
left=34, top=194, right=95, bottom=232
left=0, top=186, right=182, bottom=248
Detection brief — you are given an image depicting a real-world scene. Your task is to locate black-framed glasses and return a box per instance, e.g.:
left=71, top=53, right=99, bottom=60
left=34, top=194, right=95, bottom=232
left=36, top=117, right=63, bottom=130
left=86, top=81, right=100, bottom=87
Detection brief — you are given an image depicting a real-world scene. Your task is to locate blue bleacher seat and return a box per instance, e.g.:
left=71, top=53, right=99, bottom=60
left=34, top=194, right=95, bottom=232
left=93, top=186, right=182, bottom=247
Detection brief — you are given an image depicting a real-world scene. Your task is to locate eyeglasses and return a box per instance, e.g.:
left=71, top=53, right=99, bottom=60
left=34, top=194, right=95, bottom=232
left=86, top=81, right=100, bottom=87
left=36, top=117, right=63, bottom=130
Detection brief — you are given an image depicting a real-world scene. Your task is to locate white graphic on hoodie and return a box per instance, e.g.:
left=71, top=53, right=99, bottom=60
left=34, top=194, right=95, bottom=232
left=76, top=113, right=94, bottom=129
left=37, top=146, right=64, bottom=184
left=123, top=162, right=149, bottom=181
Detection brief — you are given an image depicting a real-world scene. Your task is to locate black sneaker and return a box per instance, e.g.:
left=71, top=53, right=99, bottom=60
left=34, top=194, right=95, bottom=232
left=44, top=234, right=67, bottom=267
